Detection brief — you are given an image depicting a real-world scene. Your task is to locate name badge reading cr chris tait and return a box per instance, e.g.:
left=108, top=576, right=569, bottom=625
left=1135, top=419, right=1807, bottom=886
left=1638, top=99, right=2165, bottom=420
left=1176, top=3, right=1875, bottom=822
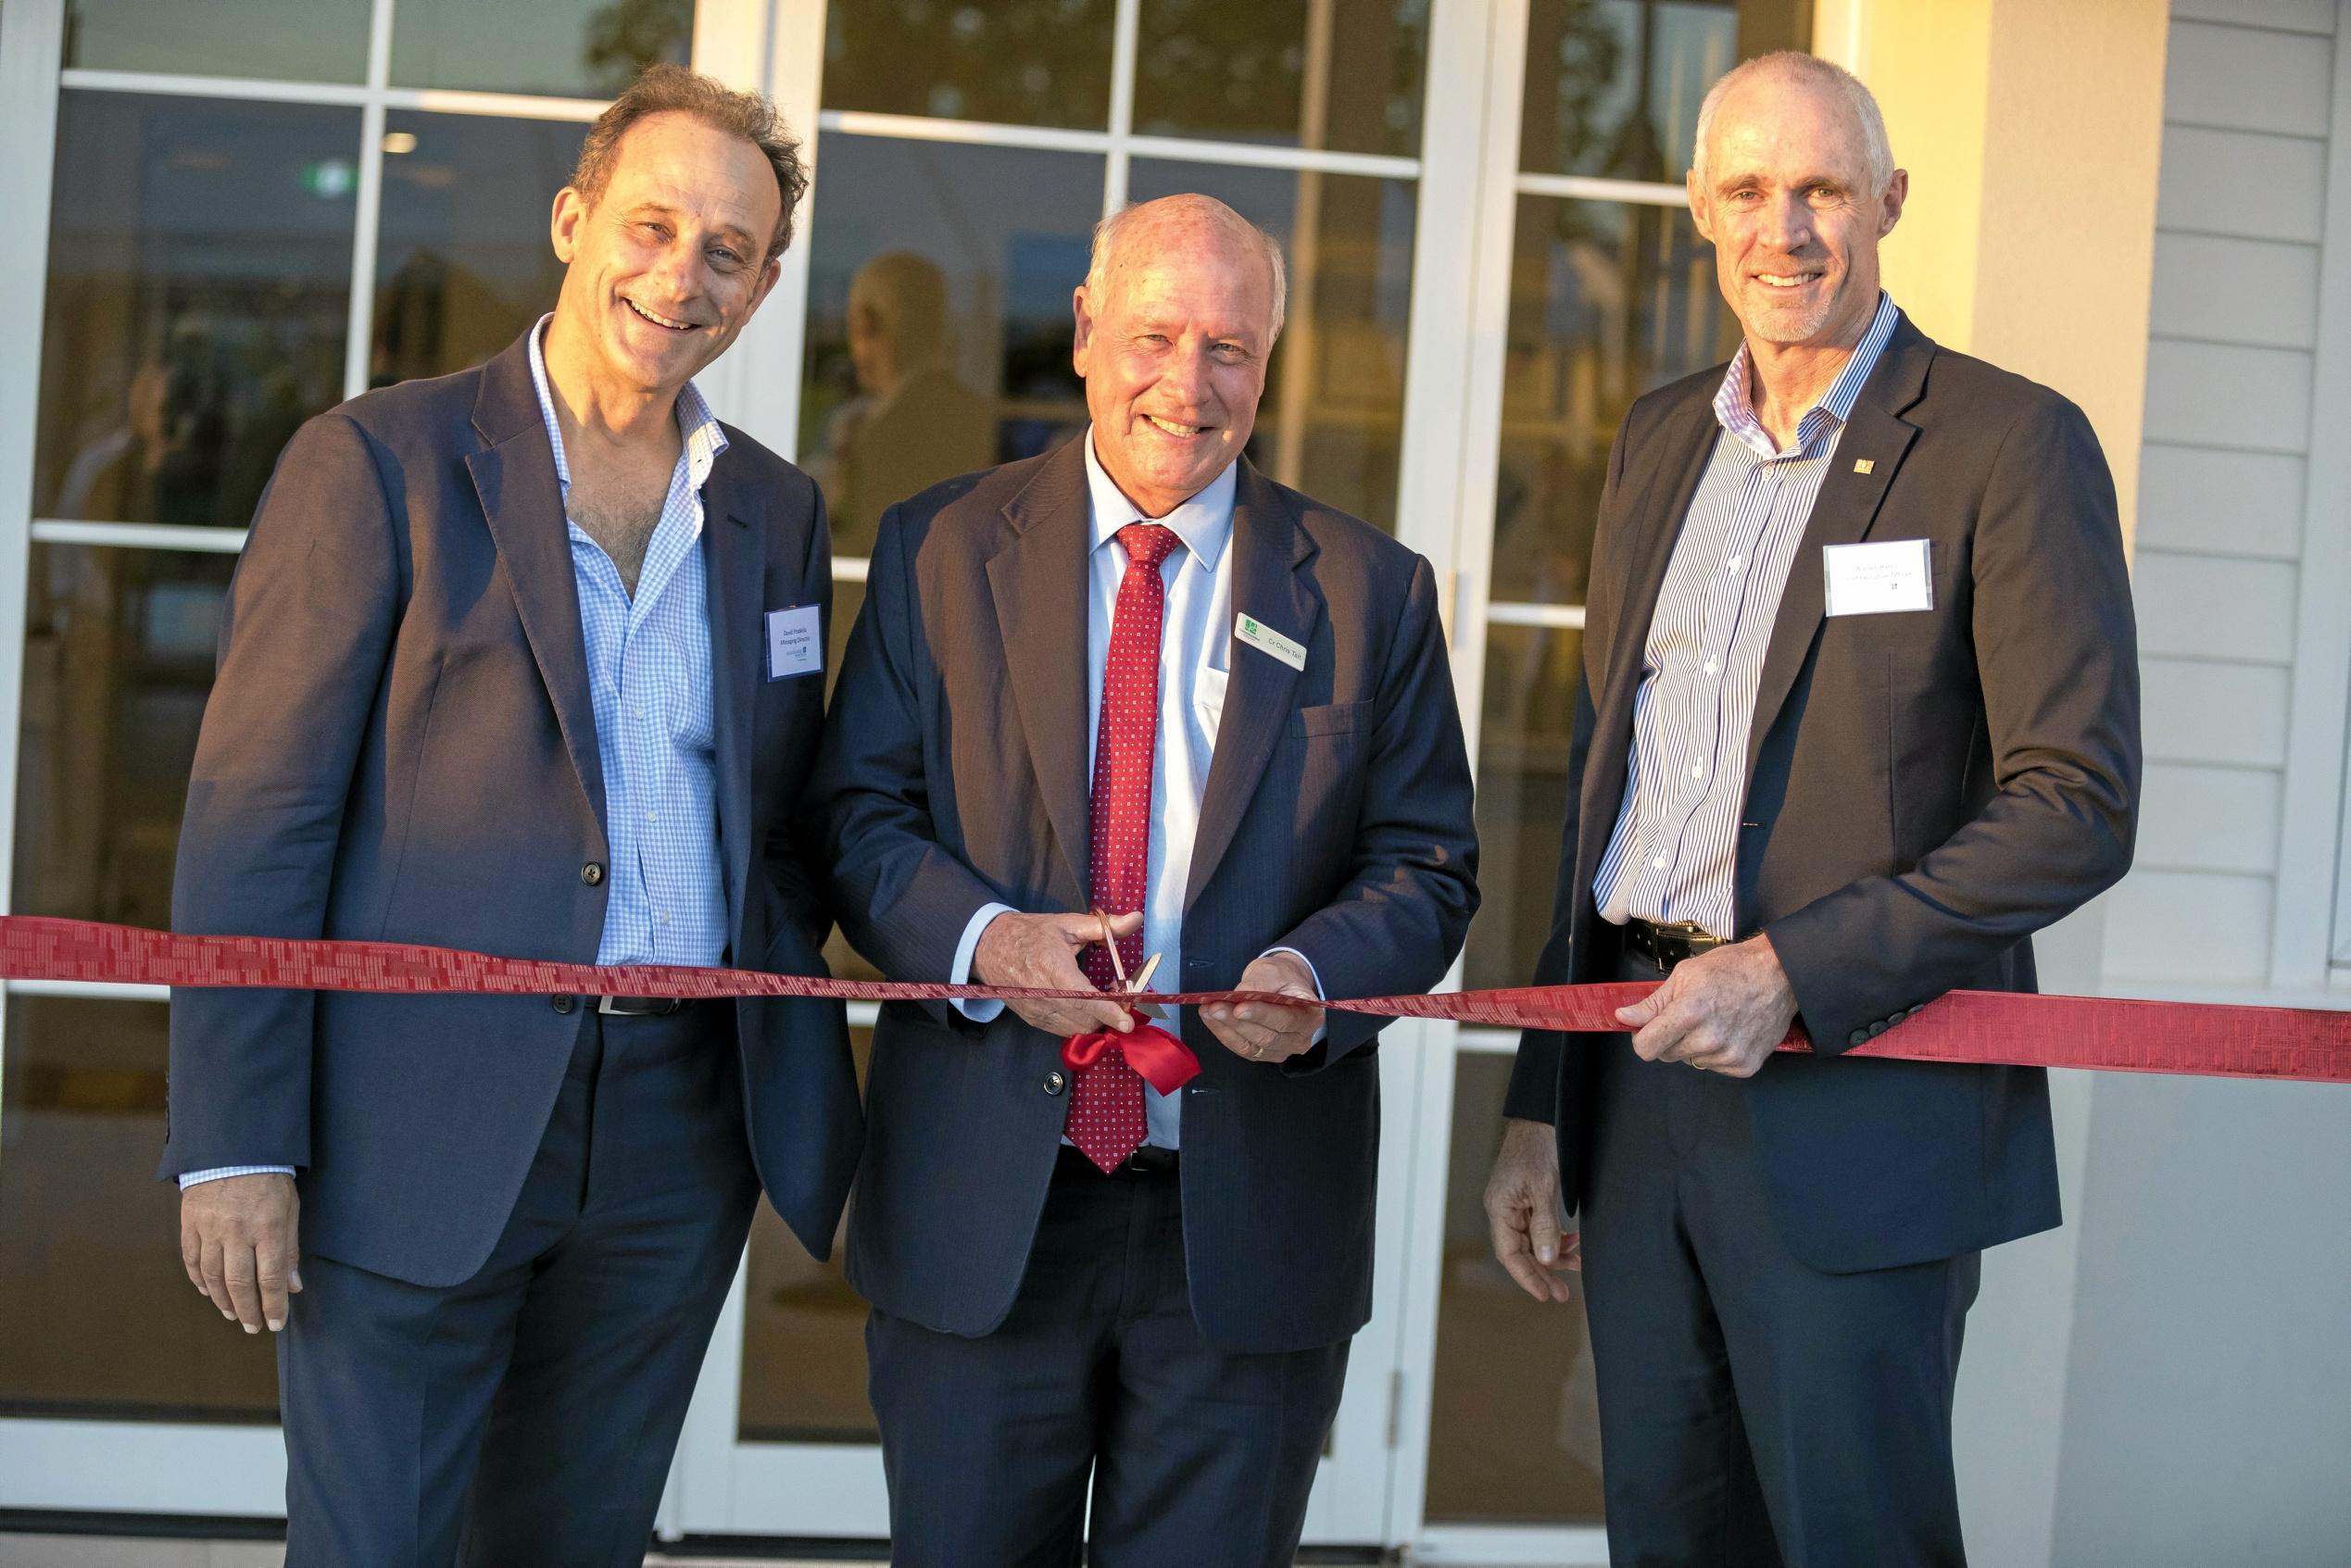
left=764, top=604, right=822, bottom=680
left=1822, top=539, right=1933, bottom=618
left=1235, top=612, right=1306, bottom=671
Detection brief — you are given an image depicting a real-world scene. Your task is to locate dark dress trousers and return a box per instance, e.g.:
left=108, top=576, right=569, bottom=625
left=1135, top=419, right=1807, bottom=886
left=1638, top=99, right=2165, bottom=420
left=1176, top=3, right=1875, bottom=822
left=1504, top=316, right=2141, bottom=1565
left=162, top=332, right=861, bottom=1564
left=811, top=439, right=1478, bottom=1564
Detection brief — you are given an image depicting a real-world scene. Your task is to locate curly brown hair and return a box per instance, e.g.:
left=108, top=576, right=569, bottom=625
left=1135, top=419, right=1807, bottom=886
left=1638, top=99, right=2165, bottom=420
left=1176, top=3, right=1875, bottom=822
left=572, top=63, right=809, bottom=266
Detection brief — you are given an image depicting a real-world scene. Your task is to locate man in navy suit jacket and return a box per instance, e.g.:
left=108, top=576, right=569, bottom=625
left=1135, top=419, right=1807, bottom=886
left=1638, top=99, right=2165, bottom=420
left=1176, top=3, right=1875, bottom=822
left=164, top=67, right=859, bottom=1566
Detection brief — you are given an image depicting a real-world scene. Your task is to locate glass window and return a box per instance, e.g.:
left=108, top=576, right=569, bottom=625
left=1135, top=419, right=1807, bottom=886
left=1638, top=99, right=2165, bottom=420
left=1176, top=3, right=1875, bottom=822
left=371, top=111, right=588, bottom=387
left=1133, top=0, right=1429, bottom=160
left=1489, top=197, right=1735, bottom=607
left=1424, top=1051, right=1603, bottom=1524
left=798, top=134, right=1100, bottom=559
left=821, top=0, right=1117, bottom=130
left=34, top=93, right=356, bottom=530
left=737, top=1026, right=875, bottom=1442
left=64, top=0, right=372, bottom=85
left=1519, top=0, right=1806, bottom=182
left=1127, top=159, right=1416, bottom=533
left=1467, top=626, right=1582, bottom=992
left=0, top=994, right=278, bottom=1422
left=389, top=0, right=695, bottom=100
left=12, top=546, right=232, bottom=929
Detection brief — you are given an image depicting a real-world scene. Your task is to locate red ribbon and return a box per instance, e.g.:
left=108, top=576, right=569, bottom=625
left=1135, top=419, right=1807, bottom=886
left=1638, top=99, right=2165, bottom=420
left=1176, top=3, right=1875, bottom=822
left=1060, top=1009, right=1201, bottom=1096
left=6, top=916, right=2351, bottom=1086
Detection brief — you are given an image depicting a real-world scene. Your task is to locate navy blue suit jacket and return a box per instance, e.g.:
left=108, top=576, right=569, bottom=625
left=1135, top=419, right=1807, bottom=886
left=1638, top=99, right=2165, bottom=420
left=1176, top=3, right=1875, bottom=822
left=162, top=332, right=862, bottom=1287
left=811, top=441, right=1478, bottom=1353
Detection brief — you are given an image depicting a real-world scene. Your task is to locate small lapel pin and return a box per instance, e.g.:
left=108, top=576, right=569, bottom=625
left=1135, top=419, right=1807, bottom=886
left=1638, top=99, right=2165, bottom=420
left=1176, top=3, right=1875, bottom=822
left=1853, top=458, right=1875, bottom=474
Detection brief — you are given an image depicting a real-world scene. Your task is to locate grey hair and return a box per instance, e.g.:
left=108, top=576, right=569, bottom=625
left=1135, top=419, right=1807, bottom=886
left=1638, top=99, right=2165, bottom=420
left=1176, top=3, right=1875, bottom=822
left=1691, top=51, right=1895, bottom=198
left=1085, top=194, right=1289, bottom=344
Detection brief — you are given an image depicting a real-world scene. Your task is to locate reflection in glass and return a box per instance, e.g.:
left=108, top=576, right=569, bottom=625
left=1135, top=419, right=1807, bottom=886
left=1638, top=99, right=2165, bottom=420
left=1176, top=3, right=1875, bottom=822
left=1128, top=160, right=1416, bottom=533
left=0, top=994, right=279, bottom=1422
left=1134, top=0, right=1429, bottom=160
left=34, top=93, right=356, bottom=530
left=1466, top=627, right=1582, bottom=993
left=12, top=546, right=232, bottom=930
left=1489, top=198, right=1735, bottom=606
left=738, top=1026, right=876, bottom=1442
left=822, top=0, right=1115, bottom=130
left=798, top=134, right=1100, bottom=558
left=1519, top=0, right=1806, bottom=182
left=65, top=0, right=372, bottom=82
left=391, top=0, right=694, bottom=100
left=1425, top=1051, right=1603, bottom=1523
left=372, top=112, right=588, bottom=386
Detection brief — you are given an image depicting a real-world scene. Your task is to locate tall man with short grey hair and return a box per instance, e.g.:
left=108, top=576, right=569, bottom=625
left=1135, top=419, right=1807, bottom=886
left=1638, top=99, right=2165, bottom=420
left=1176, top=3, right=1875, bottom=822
left=1485, top=52, right=2139, bottom=1565
left=815, top=193, right=1477, bottom=1563
left=166, top=66, right=861, bottom=1564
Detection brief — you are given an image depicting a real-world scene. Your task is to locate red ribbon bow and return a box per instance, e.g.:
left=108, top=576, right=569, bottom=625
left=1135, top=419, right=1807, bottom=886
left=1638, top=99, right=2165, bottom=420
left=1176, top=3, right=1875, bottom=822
left=1062, top=1008, right=1201, bottom=1095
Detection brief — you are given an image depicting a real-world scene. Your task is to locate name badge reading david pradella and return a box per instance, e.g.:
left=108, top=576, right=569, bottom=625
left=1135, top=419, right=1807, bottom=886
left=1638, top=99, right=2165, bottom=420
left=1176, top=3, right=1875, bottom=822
left=1822, top=539, right=1933, bottom=618
left=1235, top=612, right=1306, bottom=671
left=764, top=604, right=822, bottom=680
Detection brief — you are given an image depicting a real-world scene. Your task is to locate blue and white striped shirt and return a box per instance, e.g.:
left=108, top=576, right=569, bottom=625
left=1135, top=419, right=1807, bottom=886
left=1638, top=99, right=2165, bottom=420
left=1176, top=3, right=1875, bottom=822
left=1593, top=293, right=1900, bottom=939
left=526, top=316, right=731, bottom=968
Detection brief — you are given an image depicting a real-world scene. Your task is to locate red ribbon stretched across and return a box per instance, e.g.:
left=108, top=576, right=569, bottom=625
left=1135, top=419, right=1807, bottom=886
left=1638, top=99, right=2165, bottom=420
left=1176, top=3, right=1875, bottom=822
left=5, top=916, right=2350, bottom=1086
left=1060, top=1008, right=1201, bottom=1096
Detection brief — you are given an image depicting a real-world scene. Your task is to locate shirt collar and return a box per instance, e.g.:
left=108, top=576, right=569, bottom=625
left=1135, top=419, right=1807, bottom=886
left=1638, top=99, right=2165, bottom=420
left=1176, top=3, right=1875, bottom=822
left=1713, top=291, right=1900, bottom=458
left=525, top=312, right=728, bottom=498
left=1081, top=425, right=1238, bottom=572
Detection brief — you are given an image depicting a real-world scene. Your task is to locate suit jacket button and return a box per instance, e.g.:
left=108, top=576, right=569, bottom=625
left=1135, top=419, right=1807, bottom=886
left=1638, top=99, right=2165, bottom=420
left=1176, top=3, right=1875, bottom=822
left=1043, top=1070, right=1067, bottom=1096
left=551, top=995, right=575, bottom=1015
left=581, top=860, right=605, bottom=886
left=1848, top=1028, right=1869, bottom=1047
left=1868, top=1020, right=1891, bottom=1037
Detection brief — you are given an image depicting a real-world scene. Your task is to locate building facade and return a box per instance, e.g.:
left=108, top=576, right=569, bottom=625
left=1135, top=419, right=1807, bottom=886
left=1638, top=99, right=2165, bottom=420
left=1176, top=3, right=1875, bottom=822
left=0, top=0, right=2344, bottom=1562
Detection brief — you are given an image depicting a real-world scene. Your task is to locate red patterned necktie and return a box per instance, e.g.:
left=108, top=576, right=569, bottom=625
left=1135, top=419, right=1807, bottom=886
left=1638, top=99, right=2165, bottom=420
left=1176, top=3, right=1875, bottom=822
left=1067, top=521, right=1182, bottom=1173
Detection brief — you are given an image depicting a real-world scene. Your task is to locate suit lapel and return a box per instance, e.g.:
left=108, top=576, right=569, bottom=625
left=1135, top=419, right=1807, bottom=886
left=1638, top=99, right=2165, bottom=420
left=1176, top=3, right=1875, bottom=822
left=986, top=442, right=1095, bottom=904
left=1739, top=325, right=1931, bottom=784
left=466, top=337, right=606, bottom=832
left=700, top=448, right=763, bottom=948
left=1187, top=464, right=1318, bottom=909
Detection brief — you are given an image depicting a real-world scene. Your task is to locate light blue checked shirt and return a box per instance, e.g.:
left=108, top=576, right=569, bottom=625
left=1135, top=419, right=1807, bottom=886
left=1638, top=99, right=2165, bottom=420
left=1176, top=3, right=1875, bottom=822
left=181, top=318, right=730, bottom=1190
left=1594, top=292, right=1899, bottom=940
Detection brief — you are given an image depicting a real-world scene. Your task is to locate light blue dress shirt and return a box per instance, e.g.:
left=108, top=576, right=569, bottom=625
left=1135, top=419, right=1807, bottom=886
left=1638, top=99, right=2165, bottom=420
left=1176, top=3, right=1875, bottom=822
left=949, top=431, right=1320, bottom=1150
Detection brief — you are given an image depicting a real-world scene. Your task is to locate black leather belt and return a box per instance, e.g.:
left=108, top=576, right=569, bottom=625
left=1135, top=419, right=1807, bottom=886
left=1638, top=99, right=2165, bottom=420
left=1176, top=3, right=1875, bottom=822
left=1622, top=918, right=1729, bottom=973
left=596, top=995, right=697, bottom=1017
left=1059, top=1144, right=1178, bottom=1176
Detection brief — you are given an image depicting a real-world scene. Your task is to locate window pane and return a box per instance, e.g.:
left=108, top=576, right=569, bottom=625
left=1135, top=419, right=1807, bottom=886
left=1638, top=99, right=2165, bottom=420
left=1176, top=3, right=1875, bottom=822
left=1465, top=626, right=1582, bottom=992
left=798, top=134, right=1100, bottom=559
left=1489, top=197, right=1735, bottom=606
left=372, top=112, right=588, bottom=387
left=1127, top=159, right=1415, bottom=533
left=821, top=0, right=1116, bottom=130
left=13, top=546, right=230, bottom=929
left=738, top=1026, right=875, bottom=1442
left=34, top=93, right=356, bottom=530
left=65, top=0, right=371, bottom=83
left=0, top=994, right=278, bottom=1422
left=390, top=0, right=694, bottom=99
left=1134, top=0, right=1429, bottom=160
left=1425, top=1050, right=1603, bottom=1524
left=1520, top=0, right=1807, bottom=182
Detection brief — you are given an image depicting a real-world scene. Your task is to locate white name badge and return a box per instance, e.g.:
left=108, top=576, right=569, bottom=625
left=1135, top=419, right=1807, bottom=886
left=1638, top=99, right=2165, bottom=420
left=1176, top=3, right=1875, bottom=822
left=764, top=604, right=823, bottom=680
left=1235, top=612, right=1307, bottom=671
left=1823, top=539, right=1934, bottom=618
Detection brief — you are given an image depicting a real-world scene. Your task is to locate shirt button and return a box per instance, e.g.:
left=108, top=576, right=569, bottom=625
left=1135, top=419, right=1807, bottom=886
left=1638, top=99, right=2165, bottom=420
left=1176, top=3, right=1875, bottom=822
left=1691, top=764, right=1704, bottom=779
left=1704, top=659, right=1719, bottom=675
left=1651, top=856, right=1667, bottom=870
left=582, top=861, right=605, bottom=886
left=1727, top=556, right=1744, bottom=574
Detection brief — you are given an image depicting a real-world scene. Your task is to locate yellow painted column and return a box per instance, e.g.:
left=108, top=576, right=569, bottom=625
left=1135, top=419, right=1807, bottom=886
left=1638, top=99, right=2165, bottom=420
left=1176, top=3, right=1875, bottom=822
left=1817, top=0, right=2169, bottom=549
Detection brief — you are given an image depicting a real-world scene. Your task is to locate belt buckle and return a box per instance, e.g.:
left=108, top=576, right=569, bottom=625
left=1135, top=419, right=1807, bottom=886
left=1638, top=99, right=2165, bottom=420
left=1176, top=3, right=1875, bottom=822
left=597, top=995, right=677, bottom=1016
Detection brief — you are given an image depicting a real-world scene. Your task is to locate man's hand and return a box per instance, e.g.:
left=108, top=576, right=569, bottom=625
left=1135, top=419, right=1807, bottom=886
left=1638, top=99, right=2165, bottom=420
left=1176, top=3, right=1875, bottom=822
left=971, top=909, right=1141, bottom=1036
left=1201, top=950, right=1323, bottom=1064
left=1615, top=933, right=1798, bottom=1079
left=181, top=1173, right=301, bottom=1333
left=1484, top=1118, right=1579, bottom=1302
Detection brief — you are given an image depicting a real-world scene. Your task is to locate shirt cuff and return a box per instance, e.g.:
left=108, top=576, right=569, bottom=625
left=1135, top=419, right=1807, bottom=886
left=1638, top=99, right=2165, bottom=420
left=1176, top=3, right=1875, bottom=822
left=1262, top=946, right=1328, bottom=1045
left=178, top=1164, right=295, bottom=1190
left=951, top=902, right=1016, bottom=1022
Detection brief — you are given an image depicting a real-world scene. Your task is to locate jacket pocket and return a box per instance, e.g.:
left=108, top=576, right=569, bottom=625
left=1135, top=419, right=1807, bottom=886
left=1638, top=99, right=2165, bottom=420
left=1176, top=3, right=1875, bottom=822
left=1292, top=700, right=1371, bottom=738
